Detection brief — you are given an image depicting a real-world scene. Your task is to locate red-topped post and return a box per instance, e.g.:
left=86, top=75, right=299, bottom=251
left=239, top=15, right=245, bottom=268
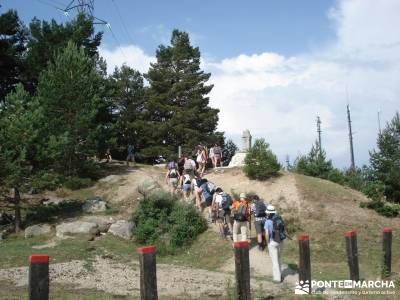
left=29, top=254, right=49, bottom=300
left=345, top=230, right=359, bottom=281
left=298, top=234, right=311, bottom=292
left=382, top=227, right=392, bottom=277
left=234, top=241, right=250, bottom=300
left=137, top=246, right=158, bottom=300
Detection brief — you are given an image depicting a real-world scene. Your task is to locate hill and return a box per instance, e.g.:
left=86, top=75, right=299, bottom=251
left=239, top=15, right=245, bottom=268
left=0, top=162, right=399, bottom=299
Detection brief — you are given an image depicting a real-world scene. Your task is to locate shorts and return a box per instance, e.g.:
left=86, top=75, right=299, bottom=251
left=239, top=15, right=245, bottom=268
left=254, top=218, right=266, bottom=234
left=214, top=153, right=221, bottom=160
left=169, top=178, right=178, bottom=187
left=218, top=209, right=231, bottom=224
left=182, top=183, right=191, bottom=192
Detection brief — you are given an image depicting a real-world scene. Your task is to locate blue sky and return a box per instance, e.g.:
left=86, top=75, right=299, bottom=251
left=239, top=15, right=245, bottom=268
left=2, top=0, right=400, bottom=168
left=4, top=0, right=335, bottom=58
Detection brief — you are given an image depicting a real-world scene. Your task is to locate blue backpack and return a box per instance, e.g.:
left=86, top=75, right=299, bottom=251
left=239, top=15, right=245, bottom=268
left=220, top=193, right=232, bottom=210
left=272, top=215, right=286, bottom=243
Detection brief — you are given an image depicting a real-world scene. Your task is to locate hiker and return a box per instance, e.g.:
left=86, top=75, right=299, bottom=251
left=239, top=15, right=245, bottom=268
left=264, top=205, right=286, bottom=283
left=196, top=145, right=208, bottom=176
left=193, top=177, right=215, bottom=214
left=105, top=148, right=112, bottom=163
left=179, top=170, right=192, bottom=202
left=177, top=155, right=185, bottom=176
left=213, top=144, right=223, bottom=167
left=126, top=144, right=135, bottom=166
left=165, top=159, right=180, bottom=195
left=209, top=145, right=215, bottom=168
left=231, top=192, right=250, bottom=242
left=212, top=187, right=233, bottom=238
left=183, top=153, right=196, bottom=178
left=251, top=195, right=268, bottom=251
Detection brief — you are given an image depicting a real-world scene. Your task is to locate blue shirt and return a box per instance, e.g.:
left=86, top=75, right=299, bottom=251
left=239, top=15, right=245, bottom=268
left=264, top=219, right=273, bottom=243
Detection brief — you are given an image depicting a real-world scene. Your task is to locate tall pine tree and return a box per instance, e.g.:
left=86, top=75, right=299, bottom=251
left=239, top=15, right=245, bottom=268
left=142, top=30, right=221, bottom=160
left=370, top=112, right=400, bottom=203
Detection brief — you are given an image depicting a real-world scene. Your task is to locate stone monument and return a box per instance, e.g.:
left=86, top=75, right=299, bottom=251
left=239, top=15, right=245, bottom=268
left=228, top=129, right=252, bottom=167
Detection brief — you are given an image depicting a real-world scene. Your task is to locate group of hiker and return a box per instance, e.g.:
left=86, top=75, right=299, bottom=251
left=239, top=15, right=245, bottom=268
left=164, top=150, right=286, bottom=283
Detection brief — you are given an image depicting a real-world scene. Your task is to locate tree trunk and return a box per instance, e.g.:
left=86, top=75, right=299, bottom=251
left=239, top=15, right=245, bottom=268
left=14, top=187, right=22, bottom=233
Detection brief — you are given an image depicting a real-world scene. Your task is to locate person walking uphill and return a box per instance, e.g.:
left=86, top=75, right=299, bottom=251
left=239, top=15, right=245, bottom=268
left=251, top=195, right=268, bottom=251
left=165, top=159, right=180, bottom=195
left=264, top=205, right=286, bottom=283
left=231, top=193, right=250, bottom=242
left=126, top=144, right=135, bottom=166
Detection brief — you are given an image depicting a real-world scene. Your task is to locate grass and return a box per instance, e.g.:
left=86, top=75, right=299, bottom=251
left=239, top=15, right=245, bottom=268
left=290, top=173, right=400, bottom=283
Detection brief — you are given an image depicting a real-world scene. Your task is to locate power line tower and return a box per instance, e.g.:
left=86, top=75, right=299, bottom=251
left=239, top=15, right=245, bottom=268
left=316, top=116, right=322, bottom=155
left=63, top=0, right=107, bottom=25
left=347, top=104, right=355, bottom=169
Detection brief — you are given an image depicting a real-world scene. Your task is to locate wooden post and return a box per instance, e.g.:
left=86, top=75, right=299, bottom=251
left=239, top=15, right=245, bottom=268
left=178, top=146, right=182, bottom=158
left=29, top=254, right=49, bottom=300
left=345, top=230, right=359, bottom=281
left=234, top=241, right=250, bottom=300
left=382, top=227, right=392, bottom=277
left=298, top=234, right=311, bottom=292
left=137, top=246, right=158, bottom=300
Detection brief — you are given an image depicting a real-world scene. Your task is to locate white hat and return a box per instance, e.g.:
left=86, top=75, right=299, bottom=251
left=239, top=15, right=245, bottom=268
left=239, top=192, right=246, bottom=199
left=266, top=205, right=276, bottom=214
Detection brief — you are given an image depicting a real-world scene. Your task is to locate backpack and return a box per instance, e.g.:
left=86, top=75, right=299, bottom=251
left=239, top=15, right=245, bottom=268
left=254, top=200, right=267, bottom=217
left=272, top=215, right=286, bottom=243
left=220, top=192, right=232, bottom=210
left=167, top=161, right=177, bottom=170
left=183, top=174, right=191, bottom=184
left=206, top=181, right=216, bottom=194
left=234, top=201, right=248, bottom=221
left=169, top=168, right=178, bottom=178
left=184, top=159, right=194, bottom=170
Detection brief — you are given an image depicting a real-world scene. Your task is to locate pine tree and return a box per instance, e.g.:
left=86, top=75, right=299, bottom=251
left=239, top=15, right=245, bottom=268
left=35, top=41, right=106, bottom=176
left=294, top=141, right=334, bottom=179
left=110, top=65, right=145, bottom=157
left=370, top=112, right=400, bottom=203
left=142, top=30, right=220, bottom=160
left=24, top=14, right=102, bottom=93
left=222, top=139, right=239, bottom=166
left=0, top=10, right=27, bottom=101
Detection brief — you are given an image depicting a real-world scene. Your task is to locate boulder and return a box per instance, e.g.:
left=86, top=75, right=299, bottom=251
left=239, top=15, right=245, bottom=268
left=56, top=221, right=99, bottom=238
left=82, top=197, right=107, bottom=213
left=25, top=224, right=52, bottom=238
left=81, top=216, right=115, bottom=232
left=98, top=175, right=121, bottom=185
left=42, top=197, right=65, bottom=206
left=228, top=152, right=247, bottom=167
left=108, top=220, right=134, bottom=240
left=138, top=180, right=161, bottom=195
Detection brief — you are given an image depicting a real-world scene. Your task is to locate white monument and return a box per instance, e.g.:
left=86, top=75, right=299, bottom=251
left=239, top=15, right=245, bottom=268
left=228, top=129, right=252, bottom=167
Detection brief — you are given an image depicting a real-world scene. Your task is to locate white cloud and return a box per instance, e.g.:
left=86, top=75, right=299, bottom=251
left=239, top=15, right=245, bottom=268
left=99, top=0, right=400, bottom=167
left=99, top=45, right=155, bottom=74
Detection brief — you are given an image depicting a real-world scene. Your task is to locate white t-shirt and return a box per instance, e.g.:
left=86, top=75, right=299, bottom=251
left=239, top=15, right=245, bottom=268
left=215, top=193, right=224, bottom=208
left=209, top=147, right=214, bottom=158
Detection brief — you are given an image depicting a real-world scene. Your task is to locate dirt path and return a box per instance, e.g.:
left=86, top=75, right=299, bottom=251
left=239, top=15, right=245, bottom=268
left=0, top=256, right=289, bottom=298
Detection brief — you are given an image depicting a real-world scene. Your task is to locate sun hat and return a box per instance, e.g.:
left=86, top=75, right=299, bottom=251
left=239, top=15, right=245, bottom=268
left=239, top=192, right=246, bottom=199
left=266, top=205, right=276, bottom=214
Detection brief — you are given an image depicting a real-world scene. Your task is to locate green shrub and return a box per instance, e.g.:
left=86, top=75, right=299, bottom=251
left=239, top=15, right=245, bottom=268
left=31, top=171, right=62, bottom=191
left=25, top=200, right=83, bottom=224
left=243, top=139, right=280, bottom=180
left=360, top=200, right=399, bottom=217
left=132, top=192, right=207, bottom=255
left=327, top=169, right=346, bottom=185
left=63, top=176, right=92, bottom=190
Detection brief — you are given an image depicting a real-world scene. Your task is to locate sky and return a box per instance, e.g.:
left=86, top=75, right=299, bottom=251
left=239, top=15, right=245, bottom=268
left=2, top=0, right=400, bottom=168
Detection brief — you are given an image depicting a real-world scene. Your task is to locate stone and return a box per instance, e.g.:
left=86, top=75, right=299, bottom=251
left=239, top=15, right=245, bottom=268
left=242, top=129, right=252, bottom=152
left=137, top=180, right=161, bottom=195
left=82, top=197, right=107, bottom=213
left=81, top=216, right=115, bottom=233
left=98, top=175, right=121, bottom=185
left=25, top=224, right=52, bottom=238
left=43, top=197, right=65, bottom=206
left=108, top=220, right=134, bottom=240
left=56, top=221, right=99, bottom=238
left=228, top=152, right=247, bottom=167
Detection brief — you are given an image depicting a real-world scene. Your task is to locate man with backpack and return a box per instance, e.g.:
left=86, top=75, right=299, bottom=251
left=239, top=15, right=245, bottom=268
left=212, top=187, right=233, bottom=238
left=179, top=171, right=192, bottom=203
left=183, top=153, right=196, bottom=178
left=264, top=205, right=286, bottom=283
left=251, top=195, right=268, bottom=251
left=231, top=192, right=250, bottom=242
left=126, top=144, right=135, bottom=166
